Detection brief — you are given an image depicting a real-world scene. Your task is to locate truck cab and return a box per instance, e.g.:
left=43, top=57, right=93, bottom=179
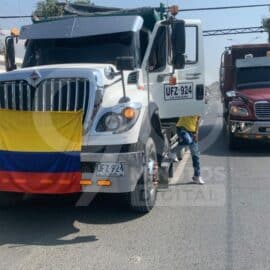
left=1, top=4, right=205, bottom=212
left=226, top=57, right=270, bottom=149
left=220, top=43, right=270, bottom=118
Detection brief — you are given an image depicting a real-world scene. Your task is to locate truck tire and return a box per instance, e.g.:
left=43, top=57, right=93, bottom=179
left=0, top=192, right=23, bottom=207
left=129, top=137, right=158, bottom=213
left=158, top=133, right=169, bottom=189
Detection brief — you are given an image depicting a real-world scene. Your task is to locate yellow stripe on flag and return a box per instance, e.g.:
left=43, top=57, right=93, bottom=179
left=0, top=110, right=83, bottom=152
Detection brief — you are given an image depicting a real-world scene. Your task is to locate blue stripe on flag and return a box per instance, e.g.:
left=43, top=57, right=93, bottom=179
left=0, top=151, right=80, bottom=173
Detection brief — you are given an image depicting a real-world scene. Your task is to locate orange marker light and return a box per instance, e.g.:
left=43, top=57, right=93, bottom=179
left=123, top=107, right=136, bottom=120
left=169, top=76, right=177, bottom=85
left=80, top=180, right=93, bottom=186
left=11, top=28, right=20, bottom=37
left=97, top=180, right=112, bottom=187
left=169, top=5, right=179, bottom=16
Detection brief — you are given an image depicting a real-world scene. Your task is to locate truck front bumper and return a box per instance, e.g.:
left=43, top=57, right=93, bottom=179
left=230, top=120, right=270, bottom=140
left=80, top=151, right=145, bottom=193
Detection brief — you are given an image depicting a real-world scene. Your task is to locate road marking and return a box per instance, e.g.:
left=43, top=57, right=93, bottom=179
left=169, top=151, right=191, bottom=185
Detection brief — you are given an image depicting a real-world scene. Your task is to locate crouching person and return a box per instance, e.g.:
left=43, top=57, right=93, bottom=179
left=176, top=115, right=205, bottom=185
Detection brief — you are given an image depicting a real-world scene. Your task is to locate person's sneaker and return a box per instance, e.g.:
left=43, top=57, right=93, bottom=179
left=192, top=176, right=205, bottom=185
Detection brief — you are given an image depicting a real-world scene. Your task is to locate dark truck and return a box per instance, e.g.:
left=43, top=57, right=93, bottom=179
left=223, top=56, right=270, bottom=149
left=220, top=44, right=270, bottom=149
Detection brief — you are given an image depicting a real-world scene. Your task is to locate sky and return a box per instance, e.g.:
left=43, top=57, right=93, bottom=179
left=0, top=0, right=269, bottom=84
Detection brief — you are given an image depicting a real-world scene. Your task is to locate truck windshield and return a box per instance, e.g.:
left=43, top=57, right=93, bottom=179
left=23, top=31, right=139, bottom=68
left=237, top=67, right=270, bottom=90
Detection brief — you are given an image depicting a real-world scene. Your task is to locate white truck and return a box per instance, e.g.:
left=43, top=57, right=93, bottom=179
left=1, top=4, right=205, bottom=212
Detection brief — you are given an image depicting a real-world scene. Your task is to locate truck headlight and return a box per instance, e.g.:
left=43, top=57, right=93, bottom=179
left=96, top=103, right=141, bottom=133
left=104, top=113, right=122, bottom=131
left=230, top=106, right=249, bottom=117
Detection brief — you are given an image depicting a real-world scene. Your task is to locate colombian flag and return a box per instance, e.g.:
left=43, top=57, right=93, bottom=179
left=0, top=110, right=83, bottom=194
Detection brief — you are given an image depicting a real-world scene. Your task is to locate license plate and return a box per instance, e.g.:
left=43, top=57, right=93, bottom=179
left=164, top=83, right=193, bottom=101
left=96, top=163, right=125, bottom=177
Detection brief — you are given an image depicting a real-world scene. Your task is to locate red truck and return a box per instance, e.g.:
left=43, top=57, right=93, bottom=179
left=220, top=44, right=270, bottom=149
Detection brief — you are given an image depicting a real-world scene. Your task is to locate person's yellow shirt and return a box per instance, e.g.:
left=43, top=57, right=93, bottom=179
left=176, top=115, right=200, bottom=133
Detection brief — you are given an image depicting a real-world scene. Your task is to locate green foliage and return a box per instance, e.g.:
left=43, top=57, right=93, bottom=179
left=262, top=18, right=270, bottom=42
left=72, top=0, right=91, bottom=4
left=34, top=0, right=64, bottom=18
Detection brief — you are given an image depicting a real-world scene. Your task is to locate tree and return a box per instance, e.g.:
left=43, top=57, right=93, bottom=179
left=33, top=0, right=94, bottom=20
left=262, top=18, right=270, bottom=42
left=72, top=0, right=91, bottom=4
left=34, top=0, right=65, bottom=18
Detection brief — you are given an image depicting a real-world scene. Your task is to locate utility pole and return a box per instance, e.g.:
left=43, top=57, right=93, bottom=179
left=263, top=18, right=270, bottom=42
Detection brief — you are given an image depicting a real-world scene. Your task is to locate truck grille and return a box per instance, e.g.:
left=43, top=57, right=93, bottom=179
left=0, top=78, right=90, bottom=118
left=255, top=102, right=270, bottom=120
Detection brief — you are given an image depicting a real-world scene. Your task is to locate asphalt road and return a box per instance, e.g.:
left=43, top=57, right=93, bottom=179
left=0, top=89, right=270, bottom=270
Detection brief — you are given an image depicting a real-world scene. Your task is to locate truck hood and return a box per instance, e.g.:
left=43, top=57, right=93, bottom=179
left=0, top=63, right=145, bottom=109
left=237, top=88, right=270, bottom=102
left=0, top=63, right=120, bottom=86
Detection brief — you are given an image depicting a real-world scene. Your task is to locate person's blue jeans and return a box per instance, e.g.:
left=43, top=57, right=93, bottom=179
left=177, top=128, right=201, bottom=177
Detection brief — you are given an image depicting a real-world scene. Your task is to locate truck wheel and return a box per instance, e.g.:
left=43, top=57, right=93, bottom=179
left=159, top=134, right=170, bottom=189
left=0, top=192, right=23, bottom=207
left=129, top=137, right=158, bottom=213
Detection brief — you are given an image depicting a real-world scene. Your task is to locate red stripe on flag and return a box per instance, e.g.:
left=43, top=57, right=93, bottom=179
left=0, top=171, right=82, bottom=194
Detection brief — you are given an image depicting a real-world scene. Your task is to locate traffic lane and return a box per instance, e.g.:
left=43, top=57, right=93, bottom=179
left=200, top=102, right=270, bottom=269
left=0, top=192, right=226, bottom=270
left=0, top=194, right=142, bottom=246
left=167, top=111, right=229, bottom=269
left=169, top=97, right=270, bottom=269
left=0, top=195, right=152, bottom=270
left=222, top=142, right=270, bottom=270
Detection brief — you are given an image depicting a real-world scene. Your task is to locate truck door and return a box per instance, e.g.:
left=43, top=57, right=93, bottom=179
left=144, top=20, right=205, bottom=119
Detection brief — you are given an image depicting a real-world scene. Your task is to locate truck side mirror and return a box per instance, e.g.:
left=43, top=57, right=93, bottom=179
left=171, top=20, right=186, bottom=70
left=5, top=36, right=17, bottom=71
left=116, top=57, right=135, bottom=71
left=226, top=91, right=236, bottom=98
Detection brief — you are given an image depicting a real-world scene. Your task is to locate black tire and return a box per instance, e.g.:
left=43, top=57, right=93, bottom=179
left=0, top=192, right=23, bottom=207
left=129, top=137, right=158, bottom=213
left=158, top=134, right=169, bottom=189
